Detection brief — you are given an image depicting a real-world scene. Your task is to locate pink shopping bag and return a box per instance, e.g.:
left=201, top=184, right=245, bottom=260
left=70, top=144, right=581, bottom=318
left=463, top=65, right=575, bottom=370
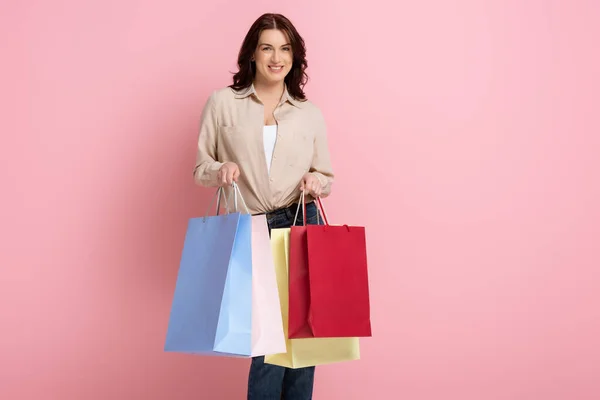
left=250, top=214, right=286, bottom=356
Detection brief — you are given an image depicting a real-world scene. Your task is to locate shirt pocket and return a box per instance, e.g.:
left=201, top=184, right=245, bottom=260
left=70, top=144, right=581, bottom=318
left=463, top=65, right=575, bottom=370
left=218, top=125, right=248, bottom=136
left=217, top=125, right=254, bottom=160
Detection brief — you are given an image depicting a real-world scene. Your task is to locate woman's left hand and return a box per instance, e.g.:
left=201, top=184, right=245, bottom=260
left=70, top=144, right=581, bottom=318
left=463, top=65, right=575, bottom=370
left=300, top=173, right=323, bottom=198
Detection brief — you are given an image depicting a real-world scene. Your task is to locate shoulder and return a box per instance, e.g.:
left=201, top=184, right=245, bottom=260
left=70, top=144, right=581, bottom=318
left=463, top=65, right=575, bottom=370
left=296, top=98, right=318, bottom=110
left=206, top=86, right=239, bottom=105
left=293, top=97, right=322, bottom=115
left=295, top=98, right=326, bottom=124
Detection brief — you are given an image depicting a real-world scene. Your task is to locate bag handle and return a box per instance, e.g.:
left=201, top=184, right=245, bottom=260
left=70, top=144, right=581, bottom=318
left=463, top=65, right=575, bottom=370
left=202, top=183, right=249, bottom=223
left=215, top=182, right=250, bottom=215
left=293, top=191, right=329, bottom=226
left=231, top=182, right=250, bottom=214
left=292, top=191, right=306, bottom=226
left=315, top=196, right=329, bottom=225
left=203, top=186, right=229, bottom=222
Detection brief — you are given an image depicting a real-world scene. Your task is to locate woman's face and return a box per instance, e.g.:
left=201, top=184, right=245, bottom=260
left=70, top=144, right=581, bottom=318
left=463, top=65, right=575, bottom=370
left=253, top=29, right=293, bottom=86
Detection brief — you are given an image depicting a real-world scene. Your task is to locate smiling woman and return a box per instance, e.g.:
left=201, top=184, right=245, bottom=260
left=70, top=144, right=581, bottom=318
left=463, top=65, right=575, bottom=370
left=252, top=31, right=294, bottom=92
left=229, top=13, right=309, bottom=102
left=192, top=12, right=335, bottom=400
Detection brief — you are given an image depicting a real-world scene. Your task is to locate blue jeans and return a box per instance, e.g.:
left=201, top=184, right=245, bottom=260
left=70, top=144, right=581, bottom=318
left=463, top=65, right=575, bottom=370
left=247, top=201, right=322, bottom=400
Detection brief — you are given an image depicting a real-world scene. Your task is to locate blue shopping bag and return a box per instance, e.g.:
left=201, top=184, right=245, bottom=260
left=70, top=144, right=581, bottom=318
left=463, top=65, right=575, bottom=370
left=164, top=186, right=252, bottom=356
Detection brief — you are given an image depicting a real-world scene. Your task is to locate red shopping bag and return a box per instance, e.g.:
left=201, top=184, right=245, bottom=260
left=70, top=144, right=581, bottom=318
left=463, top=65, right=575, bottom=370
left=288, top=196, right=372, bottom=338
left=288, top=203, right=312, bottom=339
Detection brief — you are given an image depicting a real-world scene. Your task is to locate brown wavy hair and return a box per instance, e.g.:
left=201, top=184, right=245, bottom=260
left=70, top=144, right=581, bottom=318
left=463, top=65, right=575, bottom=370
left=229, top=13, right=309, bottom=101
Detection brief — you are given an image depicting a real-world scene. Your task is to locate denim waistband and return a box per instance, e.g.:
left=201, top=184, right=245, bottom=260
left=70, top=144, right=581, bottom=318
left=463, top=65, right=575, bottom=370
left=253, top=201, right=315, bottom=218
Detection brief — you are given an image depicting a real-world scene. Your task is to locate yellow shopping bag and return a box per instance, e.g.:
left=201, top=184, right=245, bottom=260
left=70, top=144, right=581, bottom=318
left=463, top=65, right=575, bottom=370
left=264, top=228, right=360, bottom=369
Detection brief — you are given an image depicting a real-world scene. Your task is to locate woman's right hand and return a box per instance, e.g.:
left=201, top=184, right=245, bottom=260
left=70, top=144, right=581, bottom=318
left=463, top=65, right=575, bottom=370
left=217, top=162, right=240, bottom=186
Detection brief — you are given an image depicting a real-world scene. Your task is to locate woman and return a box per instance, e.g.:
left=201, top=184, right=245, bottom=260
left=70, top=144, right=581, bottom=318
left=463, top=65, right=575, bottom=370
left=193, top=13, right=334, bottom=400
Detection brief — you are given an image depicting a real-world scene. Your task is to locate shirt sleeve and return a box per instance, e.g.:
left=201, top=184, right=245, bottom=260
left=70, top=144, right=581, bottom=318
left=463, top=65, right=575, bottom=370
left=193, top=92, right=224, bottom=187
left=309, top=108, right=335, bottom=197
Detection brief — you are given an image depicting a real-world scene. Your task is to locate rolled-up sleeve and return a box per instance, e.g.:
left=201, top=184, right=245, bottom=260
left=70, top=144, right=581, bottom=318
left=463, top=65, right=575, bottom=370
left=309, top=109, right=335, bottom=197
left=193, top=92, right=223, bottom=187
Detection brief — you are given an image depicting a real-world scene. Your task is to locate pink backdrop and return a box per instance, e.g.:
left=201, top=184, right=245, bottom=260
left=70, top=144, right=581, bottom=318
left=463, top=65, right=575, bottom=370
left=2, top=1, right=599, bottom=399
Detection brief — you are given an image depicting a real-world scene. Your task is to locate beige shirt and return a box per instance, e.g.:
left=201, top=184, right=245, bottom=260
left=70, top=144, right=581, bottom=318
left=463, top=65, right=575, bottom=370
left=193, top=84, right=334, bottom=215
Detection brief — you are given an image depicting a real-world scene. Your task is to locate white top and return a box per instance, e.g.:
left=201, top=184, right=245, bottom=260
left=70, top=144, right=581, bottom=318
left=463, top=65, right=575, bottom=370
left=263, top=125, right=278, bottom=174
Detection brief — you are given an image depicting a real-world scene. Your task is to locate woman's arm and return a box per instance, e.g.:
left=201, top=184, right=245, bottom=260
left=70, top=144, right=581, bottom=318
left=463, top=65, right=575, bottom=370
left=193, top=92, right=224, bottom=187
left=308, top=109, right=334, bottom=197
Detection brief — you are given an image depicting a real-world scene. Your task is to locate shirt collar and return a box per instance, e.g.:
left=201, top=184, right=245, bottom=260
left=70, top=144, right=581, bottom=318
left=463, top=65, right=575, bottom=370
left=234, top=83, right=303, bottom=108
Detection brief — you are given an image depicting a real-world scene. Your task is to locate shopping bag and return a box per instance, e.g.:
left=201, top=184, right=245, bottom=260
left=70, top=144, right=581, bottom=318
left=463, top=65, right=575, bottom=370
left=164, top=184, right=252, bottom=356
left=264, top=228, right=360, bottom=369
left=289, top=196, right=372, bottom=338
left=288, top=193, right=318, bottom=338
left=250, top=214, right=286, bottom=356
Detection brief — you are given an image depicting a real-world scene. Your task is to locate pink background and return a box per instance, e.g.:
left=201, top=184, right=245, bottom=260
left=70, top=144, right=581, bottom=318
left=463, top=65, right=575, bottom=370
left=2, top=1, right=599, bottom=399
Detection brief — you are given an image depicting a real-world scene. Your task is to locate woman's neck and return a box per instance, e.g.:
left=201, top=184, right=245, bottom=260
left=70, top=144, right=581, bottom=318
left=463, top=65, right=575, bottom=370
left=253, top=80, right=285, bottom=102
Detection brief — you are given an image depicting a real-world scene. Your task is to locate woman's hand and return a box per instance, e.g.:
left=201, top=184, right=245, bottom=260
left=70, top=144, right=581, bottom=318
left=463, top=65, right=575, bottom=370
left=218, top=162, right=240, bottom=186
left=300, top=173, right=323, bottom=198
